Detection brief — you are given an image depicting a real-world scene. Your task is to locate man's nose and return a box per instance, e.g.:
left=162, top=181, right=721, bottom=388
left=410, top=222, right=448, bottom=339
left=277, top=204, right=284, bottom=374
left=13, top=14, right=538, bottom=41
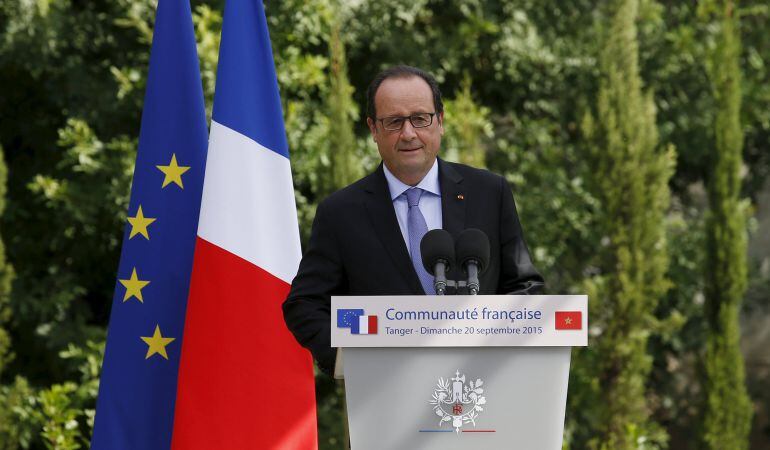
left=400, top=120, right=418, bottom=139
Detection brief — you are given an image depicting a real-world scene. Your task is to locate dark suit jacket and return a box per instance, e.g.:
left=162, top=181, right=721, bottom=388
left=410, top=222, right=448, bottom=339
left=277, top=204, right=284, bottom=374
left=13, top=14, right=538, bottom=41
left=283, top=159, right=544, bottom=375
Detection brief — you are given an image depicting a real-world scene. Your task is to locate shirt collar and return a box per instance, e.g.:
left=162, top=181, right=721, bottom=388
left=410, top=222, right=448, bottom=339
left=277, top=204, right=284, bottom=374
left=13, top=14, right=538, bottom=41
left=382, top=159, right=440, bottom=201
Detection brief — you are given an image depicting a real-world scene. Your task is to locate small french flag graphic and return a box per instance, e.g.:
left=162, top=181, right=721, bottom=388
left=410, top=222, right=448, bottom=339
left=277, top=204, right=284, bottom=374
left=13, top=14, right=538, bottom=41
left=352, top=315, right=378, bottom=335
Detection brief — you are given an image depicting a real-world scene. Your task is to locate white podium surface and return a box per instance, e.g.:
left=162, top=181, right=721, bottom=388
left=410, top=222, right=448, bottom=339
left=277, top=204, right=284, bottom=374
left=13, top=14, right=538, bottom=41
left=332, top=295, right=587, bottom=450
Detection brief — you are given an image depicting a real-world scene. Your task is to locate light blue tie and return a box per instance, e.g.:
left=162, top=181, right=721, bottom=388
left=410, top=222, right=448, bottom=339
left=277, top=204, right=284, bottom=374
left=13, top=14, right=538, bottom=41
left=405, top=188, right=435, bottom=294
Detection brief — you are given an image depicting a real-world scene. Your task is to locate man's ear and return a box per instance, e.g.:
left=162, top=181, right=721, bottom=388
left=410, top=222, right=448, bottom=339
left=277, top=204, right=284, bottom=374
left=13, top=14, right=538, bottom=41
left=438, top=112, right=445, bottom=136
left=367, top=117, right=378, bottom=142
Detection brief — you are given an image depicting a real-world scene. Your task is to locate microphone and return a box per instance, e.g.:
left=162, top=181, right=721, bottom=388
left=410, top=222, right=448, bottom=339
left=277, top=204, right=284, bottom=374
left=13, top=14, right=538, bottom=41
left=456, top=229, right=490, bottom=295
left=420, top=229, right=455, bottom=295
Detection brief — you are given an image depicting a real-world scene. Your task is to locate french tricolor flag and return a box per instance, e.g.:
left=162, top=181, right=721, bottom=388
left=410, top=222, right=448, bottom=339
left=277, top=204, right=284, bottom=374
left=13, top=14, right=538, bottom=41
left=170, top=0, right=317, bottom=448
left=352, top=315, right=379, bottom=335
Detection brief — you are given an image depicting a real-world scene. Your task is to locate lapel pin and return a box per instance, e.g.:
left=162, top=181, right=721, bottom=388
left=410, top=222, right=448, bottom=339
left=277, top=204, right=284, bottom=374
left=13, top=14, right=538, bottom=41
left=457, top=194, right=464, bottom=200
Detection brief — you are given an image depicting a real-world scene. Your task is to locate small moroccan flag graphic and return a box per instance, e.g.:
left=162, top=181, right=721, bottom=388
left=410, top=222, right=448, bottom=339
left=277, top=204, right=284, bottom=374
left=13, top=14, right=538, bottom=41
left=555, top=311, right=582, bottom=330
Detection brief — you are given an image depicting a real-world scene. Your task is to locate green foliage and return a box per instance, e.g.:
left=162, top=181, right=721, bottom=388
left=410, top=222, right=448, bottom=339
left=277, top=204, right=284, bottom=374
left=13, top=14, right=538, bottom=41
left=491, top=127, right=598, bottom=295
left=442, top=76, right=493, bottom=168
left=326, top=4, right=363, bottom=193
left=270, top=0, right=354, bottom=241
left=36, top=383, right=83, bottom=449
left=576, top=0, right=676, bottom=448
left=700, top=0, right=754, bottom=448
left=0, top=341, right=101, bottom=449
left=646, top=206, right=707, bottom=440
left=0, top=377, right=36, bottom=449
left=0, top=143, right=19, bottom=448
left=0, top=0, right=147, bottom=385
left=193, top=3, right=223, bottom=118
left=0, top=145, right=14, bottom=378
left=315, top=377, right=347, bottom=450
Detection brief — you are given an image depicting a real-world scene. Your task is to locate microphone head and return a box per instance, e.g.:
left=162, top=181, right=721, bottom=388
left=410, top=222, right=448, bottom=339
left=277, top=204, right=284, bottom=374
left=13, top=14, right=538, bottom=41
left=456, top=228, right=490, bottom=275
left=420, top=229, right=455, bottom=275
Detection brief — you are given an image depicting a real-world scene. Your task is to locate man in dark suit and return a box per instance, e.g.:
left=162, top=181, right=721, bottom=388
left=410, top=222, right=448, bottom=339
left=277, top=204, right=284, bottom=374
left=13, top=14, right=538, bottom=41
left=283, top=65, right=544, bottom=376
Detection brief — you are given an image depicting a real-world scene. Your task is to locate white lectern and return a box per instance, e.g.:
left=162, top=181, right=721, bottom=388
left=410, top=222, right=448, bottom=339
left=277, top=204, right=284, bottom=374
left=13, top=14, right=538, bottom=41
left=331, top=295, right=587, bottom=450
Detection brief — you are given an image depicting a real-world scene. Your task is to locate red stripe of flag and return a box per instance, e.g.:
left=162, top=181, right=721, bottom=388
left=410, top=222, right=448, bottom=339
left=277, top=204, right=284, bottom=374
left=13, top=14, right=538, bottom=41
left=172, top=238, right=317, bottom=448
left=555, top=311, right=582, bottom=330
left=368, top=315, right=378, bottom=334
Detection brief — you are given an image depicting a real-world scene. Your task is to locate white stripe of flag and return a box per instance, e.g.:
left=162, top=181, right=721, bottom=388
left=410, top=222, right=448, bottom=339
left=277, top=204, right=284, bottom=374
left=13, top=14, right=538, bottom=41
left=196, top=120, right=301, bottom=283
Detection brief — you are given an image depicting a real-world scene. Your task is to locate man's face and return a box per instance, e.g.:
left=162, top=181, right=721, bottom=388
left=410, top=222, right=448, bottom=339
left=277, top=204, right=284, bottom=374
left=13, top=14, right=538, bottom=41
left=367, top=76, right=444, bottom=186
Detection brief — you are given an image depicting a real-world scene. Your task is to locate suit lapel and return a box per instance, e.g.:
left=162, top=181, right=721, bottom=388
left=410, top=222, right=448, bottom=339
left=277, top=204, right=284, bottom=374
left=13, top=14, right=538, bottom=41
left=363, top=165, right=424, bottom=293
left=439, top=159, right=466, bottom=238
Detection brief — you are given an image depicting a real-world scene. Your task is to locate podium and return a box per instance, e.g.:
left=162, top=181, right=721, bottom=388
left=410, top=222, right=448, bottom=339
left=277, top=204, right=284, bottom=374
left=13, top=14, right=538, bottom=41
left=331, top=295, right=587, bottom=450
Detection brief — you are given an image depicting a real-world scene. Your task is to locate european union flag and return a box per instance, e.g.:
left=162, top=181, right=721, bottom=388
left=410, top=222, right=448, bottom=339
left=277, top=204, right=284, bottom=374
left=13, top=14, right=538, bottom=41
left=337, top=308, right=365, bottom=328
left=91, top=0, right=208, bottom=448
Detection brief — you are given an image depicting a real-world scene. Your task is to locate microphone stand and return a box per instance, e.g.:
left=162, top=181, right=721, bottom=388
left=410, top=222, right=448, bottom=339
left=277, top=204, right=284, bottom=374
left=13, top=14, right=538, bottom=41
left=466, top=260, right=480, bottom=295
left=433, top=260, right=448, bottom=295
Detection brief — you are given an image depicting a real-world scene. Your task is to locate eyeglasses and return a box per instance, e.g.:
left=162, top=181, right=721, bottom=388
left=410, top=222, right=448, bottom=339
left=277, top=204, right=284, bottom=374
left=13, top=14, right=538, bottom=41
left=376, top=112, right=436, bottom=131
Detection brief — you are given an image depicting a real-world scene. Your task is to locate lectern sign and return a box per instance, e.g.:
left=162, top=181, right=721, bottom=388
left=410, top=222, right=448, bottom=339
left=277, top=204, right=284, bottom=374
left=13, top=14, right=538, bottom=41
left=336, top=295, right=585, bottom=450
left=331, top=295, right=587, bottom=347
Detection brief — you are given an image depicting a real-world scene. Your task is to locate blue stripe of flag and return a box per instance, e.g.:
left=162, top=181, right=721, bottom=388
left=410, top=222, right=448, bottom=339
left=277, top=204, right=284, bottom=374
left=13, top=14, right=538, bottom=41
left=211, top=0, right=289, bottom=158
left=91, top=0, right=208, bottom=448
left=351, top=317, right=363, bottom=335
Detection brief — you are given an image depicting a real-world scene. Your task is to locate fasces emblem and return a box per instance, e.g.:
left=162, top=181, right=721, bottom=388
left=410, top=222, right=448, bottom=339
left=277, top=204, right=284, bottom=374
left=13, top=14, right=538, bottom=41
left=429, top=370, right=487, bottom=433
